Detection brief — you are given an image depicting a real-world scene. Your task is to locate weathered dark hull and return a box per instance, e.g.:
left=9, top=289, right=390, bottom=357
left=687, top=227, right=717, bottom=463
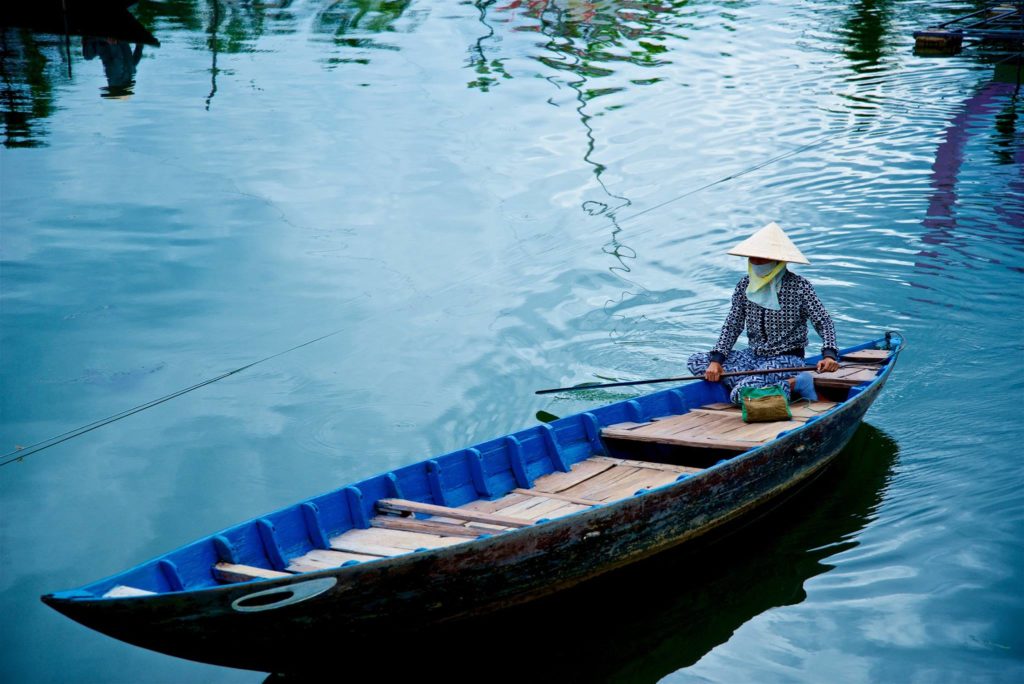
left=44, top=363, right=888, bottom=672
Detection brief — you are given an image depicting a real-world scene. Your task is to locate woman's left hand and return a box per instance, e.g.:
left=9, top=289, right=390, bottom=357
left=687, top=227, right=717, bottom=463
left=817, top=357, right=840, bottom=373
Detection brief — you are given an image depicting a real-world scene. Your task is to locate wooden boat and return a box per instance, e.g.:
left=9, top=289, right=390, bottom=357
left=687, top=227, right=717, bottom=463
left=42, top=333, right=904, bottom=672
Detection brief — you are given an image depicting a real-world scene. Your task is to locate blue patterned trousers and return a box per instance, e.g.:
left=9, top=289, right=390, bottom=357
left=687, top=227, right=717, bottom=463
left=687, top=349, right=805, bottom=405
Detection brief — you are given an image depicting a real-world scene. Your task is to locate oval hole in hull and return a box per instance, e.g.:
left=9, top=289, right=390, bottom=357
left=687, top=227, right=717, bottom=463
left=231, top=577, right=337, bottom=613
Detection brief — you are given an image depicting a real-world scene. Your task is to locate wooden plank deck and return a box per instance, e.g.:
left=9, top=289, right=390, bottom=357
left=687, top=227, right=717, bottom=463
left=214, top=563, right=292, bottom=583
left=216, top=455, right=715, bottom=577
left=370, top=516, right=493, bottom=538
left=376, top=499, right=534, bottom=528
left=813, top=365, right=881, bottom=388
left=841, top=349, right=890, bottom=362
left=602, top=400, right=837, bottom=451
left=532, top=458, right=617, bottom=493
left=287, top=549, right=378, bottom=573
left=371, top=457, right=707, bottom=550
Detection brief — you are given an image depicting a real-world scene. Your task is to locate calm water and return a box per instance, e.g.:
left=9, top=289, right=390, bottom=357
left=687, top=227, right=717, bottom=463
left=1, top=0, right=1022, bottom=681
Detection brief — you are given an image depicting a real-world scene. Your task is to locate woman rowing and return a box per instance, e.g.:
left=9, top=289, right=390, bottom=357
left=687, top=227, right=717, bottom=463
left=688, top=221, right=840, bottom=405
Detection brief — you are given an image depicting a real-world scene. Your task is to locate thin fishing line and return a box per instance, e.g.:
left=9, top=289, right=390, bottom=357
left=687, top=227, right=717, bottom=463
left=612, top=130, right=841, bottom=227
left=611, top=107, right=911, bottom=231
left=0, top=110, right=904, bottom=469
left=0, top=327, right=348, bottom=469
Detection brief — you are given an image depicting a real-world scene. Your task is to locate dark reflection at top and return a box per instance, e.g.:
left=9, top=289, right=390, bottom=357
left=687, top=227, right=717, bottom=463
left=0, top=2, right=158, bottom=144
left=0, top=2, right=159, bottom=46
left=264, top=423, right=898, bottom=683
left=0, top=0, right=419, bottom=147
left=841, top=0, right=893, bottom=71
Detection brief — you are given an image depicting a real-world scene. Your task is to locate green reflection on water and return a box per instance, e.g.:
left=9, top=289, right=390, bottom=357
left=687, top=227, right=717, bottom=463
left=314, top=0, right=415, bottom=66
left=0, top=0, right=421, bottom=145
left=842, top=0, right=894, bottom=70
left=0, top=29, right=58, bottom=147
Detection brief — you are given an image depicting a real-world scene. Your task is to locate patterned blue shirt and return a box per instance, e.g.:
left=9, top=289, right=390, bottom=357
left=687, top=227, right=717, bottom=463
left=709, top=272, right=838, bottom=362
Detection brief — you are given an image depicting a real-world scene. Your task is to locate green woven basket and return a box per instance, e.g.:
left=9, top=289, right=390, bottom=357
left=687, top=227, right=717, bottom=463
left=739, top=385, right=792, bottom=423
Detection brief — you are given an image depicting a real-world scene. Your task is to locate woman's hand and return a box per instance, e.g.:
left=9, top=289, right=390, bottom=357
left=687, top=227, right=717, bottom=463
left=705, top=361, right=724, bottom=382
left=817, top=357, right=840, bottom=373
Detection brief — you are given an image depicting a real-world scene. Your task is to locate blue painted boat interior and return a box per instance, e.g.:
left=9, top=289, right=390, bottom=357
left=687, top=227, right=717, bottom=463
left=55, top=335, right=900, bottom=600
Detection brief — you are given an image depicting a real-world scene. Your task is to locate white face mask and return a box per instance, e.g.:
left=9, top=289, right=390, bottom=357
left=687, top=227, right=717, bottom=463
left=746, top=260, right=786, bottom=310
left=751, top=260, right=780, bottom=277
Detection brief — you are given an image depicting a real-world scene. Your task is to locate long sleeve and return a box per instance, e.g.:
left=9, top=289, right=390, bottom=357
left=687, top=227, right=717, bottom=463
left=710, top=280, right=747, bottom=363
left=800, top=280, right=838, bottom=359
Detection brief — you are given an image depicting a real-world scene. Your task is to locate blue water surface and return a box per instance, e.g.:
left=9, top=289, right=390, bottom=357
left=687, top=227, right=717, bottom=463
left=1, top=1, right=1022, bottom=681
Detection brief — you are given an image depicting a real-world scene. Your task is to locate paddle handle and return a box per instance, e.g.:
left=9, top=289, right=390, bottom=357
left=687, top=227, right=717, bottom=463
left=535, top=365, right=821, bottom=395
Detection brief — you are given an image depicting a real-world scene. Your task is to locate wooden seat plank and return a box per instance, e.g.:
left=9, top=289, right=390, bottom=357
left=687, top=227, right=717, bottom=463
left=492, top=495, right=562, bottom=517
left=575, top=468, right=681, bottom=502
left=559, top=465, right=640, bottom=496
left=605, top=397, right=842, bottom=451
left=533, top=459, right=617, bottom=493
left=603, top=418, right=686, bottom=440
left=814, top=370, right=877, bottom=388
left=688, top=414, right=753, bottom=437
left=511, top=488, right=602, bottom=506
left=340, top=527, right=465, bottom=551
left=720, top=419, right=804, bottom=442
left=699, top=402, right=736, bottom=410
left=681, top=408, right=801, bottom=442
left=459, top=493, right=530, bottom=515
left=603, top=421, right=652, bottom=433
left=329, top=539, right=410, bottom=557
left=663, top=413, right=742, bottom=437
left=434, top=494, right=533, bottom=529
left=494, top=496, right=584, bottom=520
left=560, top=466, right=647, bottom=500
left=695, top=404, right=834, bottom=421
left=605, top=412, right=738, bottom=443
left=214, top=563, right=292, bottom=583
left=371, top=516, right=492, bottom=538
left=789, top=401, right=837, bottom=419
left=535, top=502, right=590, bottom=520
left=590, top=456, right=703, bottom=474
left=841, top=349, right=889, bottom=362
left=686, top=407, right=746, bottom=418
left=462, top=523, right=511, bottom=533
left=602, top=427, right=755, bottom=451
left=287, top=549, right=377, bottom=573
left=627, top=412, right=707, bottom=435
left=377, top=498, right=533, bottom=528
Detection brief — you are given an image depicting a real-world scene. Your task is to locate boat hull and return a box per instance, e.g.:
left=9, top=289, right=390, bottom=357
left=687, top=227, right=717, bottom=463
left=44, top=365, right=888, bottom=672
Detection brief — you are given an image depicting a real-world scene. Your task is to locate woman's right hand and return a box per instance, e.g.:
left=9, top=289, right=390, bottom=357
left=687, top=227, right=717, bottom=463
left=705, top=361, right=724, bottom=382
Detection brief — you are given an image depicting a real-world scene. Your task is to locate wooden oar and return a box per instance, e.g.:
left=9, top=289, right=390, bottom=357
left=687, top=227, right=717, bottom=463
left=535, top=365, right=821, bottom=395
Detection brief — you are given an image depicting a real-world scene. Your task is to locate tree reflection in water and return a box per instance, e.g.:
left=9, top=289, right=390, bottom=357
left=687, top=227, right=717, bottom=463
left=0, top=29, right=60, bottom=147
left=0, top=0, right=420, bottom=146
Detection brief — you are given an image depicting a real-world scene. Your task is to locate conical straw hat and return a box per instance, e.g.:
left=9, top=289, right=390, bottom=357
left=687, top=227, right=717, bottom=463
left=727, top=221, right=810, bottom=264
